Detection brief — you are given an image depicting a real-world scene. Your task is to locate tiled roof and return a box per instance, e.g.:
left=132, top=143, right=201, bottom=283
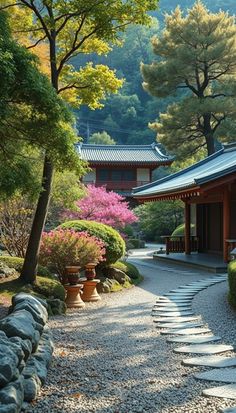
left=76, top=143, right=173, bottom=165
left=133, top=143, right=236, bottom=198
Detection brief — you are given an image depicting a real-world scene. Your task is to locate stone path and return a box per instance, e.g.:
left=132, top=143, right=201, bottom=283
left=29, top=255, right=236, bottom=412
left=153, top=272, right=236, bottom=411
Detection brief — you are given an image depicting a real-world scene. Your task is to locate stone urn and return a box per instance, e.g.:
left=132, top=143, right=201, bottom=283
left=65, top=266, right=81, bottom=285
left=85, top=263, right=97, bottom=280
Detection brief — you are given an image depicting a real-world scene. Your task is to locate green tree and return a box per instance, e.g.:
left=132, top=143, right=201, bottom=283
left=135, top=201, right=184, bottom=241
left=142, top=1, right=236, bottom=157
left=2, top=0, right=158, bottom=282
left=88, top=131, right=116, bottom=145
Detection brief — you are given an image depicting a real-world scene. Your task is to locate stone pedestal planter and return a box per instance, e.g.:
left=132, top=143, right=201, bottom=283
left=81, top=279, right=101, bottom=302
left=64, top=284, right=85, bottom=308
left=64, top=266, right=81, bottom=285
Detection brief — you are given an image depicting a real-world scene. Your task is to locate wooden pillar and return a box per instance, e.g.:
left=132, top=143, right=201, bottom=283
left=223, top=188, right=230, bottom=262
left=185, top=201, right=191, bottom=255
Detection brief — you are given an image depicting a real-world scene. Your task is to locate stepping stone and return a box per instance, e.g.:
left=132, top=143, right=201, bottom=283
left=195, top=368, right=236, bottom=383
left=203, top=384, right=236, bottom=399
left=154, top=316, right=199, bottom=323
left=161, top=327, right=211, bottom=335
left=165, top=293, right=195, bottom=297
left=170, top=289, right=201, bottom=293
left=156, top=322, right=204, bottom=329
left=154, top=302, right=191, bottom=307
left=183, top=356, right=236, bottom=368
left=152, top=311, right=194, bottom=317
left=153, top=307, right=192, bottom=312
left=174, top=344, right=233, bottom=355
left=167, top=335, right=221, bottom=344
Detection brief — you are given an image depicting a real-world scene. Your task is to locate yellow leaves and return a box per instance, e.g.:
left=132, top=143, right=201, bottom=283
left=59, top=63, right=123, bottom=109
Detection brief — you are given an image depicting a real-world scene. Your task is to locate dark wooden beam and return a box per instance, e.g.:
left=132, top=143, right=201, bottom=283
left=185, top=201, right=191, bottom=255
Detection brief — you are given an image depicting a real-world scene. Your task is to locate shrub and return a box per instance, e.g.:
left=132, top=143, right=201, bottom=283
left=0, top=256, right=52, bottom=278
left=228, top=260, right=236, bottom=307
left=126, top=238, right=145, bottom=249
left=60, top=220, right=125, bottom=265
left=39, top=229, right=106, bottom=278
left=110, top=260, right=140, bottom=280
left=171, top=223, right=195, bottom=237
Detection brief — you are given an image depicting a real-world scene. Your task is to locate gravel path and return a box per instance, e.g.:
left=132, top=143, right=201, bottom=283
left=28, top=256, right=236, bottom=413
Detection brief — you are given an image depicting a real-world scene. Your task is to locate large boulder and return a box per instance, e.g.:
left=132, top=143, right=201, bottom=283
left=0, top=378, right=24, bottom=413
left=106, top=267, right=132, bottom=285
left=0, top=310, right=41, bottom=351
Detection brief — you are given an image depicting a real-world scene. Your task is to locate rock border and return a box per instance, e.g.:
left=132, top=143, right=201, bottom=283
left=0, top=293, right=54, bottom=413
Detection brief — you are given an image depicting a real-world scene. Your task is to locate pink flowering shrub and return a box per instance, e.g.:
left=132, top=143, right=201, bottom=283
left=39, top=229, right=106, bottom=277
left=62, top=185, right=138, bottom=230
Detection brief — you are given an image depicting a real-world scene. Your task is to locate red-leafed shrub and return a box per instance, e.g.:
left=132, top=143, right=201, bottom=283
left=39, top=229, right=106, bottom=277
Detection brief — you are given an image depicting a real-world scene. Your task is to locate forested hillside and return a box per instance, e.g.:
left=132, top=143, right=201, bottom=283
left=77, top=0, right=236, bottom=146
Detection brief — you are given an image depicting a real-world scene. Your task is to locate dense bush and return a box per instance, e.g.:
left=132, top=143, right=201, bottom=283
left=126, top=238, right=145, bottom=249
left=171, top=223, right=195, bottom=237
left=0, top=256, right=52, bottom=278
left=60, top=220, right=125, bottom=265
left=39, top=229, right=105, bottom=277
left=228, top=260, right=236, bottom=307
left=110, top=260, right=140, bottom=280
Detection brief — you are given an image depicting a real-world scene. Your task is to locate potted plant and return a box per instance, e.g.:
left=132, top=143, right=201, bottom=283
left=39, top=229, right=106, bottom=284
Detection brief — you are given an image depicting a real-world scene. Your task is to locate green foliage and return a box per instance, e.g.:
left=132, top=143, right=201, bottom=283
left=111, top=261, right=140, bottom=280
left=0, top=256, right=52, bottom=278
left=228, top=260, right=236, bottom=308
left=0, top=11, right=84, bottom=199
left=60, top=220, right=125, bottom=265
left=135, top=200, right=184, bottom=241
left=171, top=223, right=195, bottom=237
left=39, top=229, right=105, bottom=277
left=47, top=171, right=86, bottom=228
left=142, top=1, right=236, bottom=157
left=33, top=276, right=65, bottom=301
left=77, top=19, right=161, bottom=144
left=88, top=131, right=116, bottom=145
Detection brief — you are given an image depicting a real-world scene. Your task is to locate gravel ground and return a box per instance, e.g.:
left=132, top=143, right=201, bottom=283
left=27, top=256, right=236, bottom=413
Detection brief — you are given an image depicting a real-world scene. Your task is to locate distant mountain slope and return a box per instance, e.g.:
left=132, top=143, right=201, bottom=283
left=77, top=1, right=236, bottom=146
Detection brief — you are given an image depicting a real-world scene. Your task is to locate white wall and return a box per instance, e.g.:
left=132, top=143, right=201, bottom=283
left=83, top=168, right=96, bottom=183
left=137, top=168, right=150, bottom=183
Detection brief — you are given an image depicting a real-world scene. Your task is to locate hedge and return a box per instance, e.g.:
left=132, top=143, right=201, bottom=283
left=228, top=260, right=236, bottom=307
left=59, top=220, right=125, bottom=265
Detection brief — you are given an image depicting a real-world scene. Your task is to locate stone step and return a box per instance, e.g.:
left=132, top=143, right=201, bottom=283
left=182, top=356, right=236, bottom=368
left=174, top=344, right=233, bottom=355
left=161, top=327, right=211, bottom=335
left=152, top=311, right=195, bottom=317
left=167, top=335, right=221, bottom=344
left=203, top=384, right=236, bottom=399
left=152, top=304, right=192, bottom=313
left=156, top=322, right=204, bottom=329
left=153, top=316, right=200, bottom=323
left=195, top=368, right=236, bottom=383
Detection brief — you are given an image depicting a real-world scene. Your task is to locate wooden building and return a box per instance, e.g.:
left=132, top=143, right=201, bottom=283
left=77, top=143, right=173, bottom=196
left=133, top=143, right=236, bottom=262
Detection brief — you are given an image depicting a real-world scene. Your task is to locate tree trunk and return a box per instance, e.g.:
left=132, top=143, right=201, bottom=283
left=203, top=113, right=215, bottom=156
left=20, top=30, right=58, bottom=283
left=20, top=157, right=53, bottom=282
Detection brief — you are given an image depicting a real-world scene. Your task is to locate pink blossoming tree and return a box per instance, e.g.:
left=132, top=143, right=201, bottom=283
left=63, top=185, right=138, bottom=230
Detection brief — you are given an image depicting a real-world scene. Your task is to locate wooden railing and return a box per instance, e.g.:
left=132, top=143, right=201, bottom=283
left=161, top=235, right=199, bottom=255
left=226, top=239, right=236, bottom=261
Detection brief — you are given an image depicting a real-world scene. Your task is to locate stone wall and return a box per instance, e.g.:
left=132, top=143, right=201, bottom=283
left=0, top=293, right=54, bottom=413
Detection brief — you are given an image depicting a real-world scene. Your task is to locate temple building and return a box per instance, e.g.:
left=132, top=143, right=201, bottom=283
left=133, top=143, right=236, bottom=268
left=77, top=142, right=173, bottom=197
